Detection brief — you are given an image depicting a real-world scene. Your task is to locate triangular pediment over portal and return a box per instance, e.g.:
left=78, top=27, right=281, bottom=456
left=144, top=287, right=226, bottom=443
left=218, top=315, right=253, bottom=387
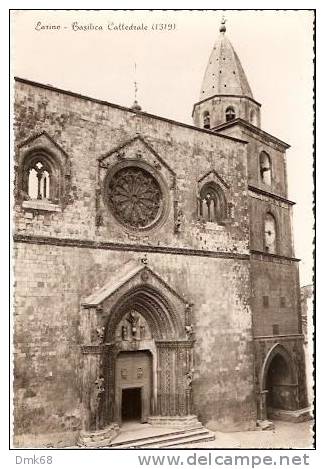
left=82, top=259, right=189, bottom=309
left=81, top=259, right=192, bottom=340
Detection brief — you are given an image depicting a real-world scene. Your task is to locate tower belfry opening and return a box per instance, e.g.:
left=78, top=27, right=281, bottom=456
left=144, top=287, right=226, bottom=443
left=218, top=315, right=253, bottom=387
left=193, top=17, right=261, bottom=129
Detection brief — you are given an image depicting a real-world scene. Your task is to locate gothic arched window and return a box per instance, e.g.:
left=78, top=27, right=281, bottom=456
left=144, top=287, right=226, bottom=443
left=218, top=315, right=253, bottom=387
left=264, top=212, right=277, bottom=254
left=21, top=151, right=61, bottom=204
left=225, top=106, right=236, bottom=122
left=260, top=151, right=272, bottom=186
left=203, top=111, right=211, bottom=129
left=199, top=183, right=226, bottom=223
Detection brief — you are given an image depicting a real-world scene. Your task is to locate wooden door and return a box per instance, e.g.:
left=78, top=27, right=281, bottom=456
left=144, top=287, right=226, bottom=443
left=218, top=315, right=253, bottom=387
left=115, top=351, right=152, bottom=424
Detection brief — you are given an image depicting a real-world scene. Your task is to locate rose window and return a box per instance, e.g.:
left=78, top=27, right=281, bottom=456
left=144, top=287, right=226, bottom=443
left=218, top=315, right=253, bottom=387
left=107, top=167, right=163, bottom=229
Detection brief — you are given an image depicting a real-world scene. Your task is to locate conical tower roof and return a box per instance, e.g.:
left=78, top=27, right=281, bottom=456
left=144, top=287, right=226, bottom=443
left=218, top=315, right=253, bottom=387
left=200, top=19, right=253, bottom=101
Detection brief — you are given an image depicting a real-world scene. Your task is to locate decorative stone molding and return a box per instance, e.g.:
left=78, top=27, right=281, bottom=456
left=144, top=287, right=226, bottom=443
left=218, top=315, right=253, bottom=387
left=156, top=340, right=194, bottom=349
left=97, top=135, right=177, bottom=235
left=98, top=135, right=176, bottom=179
left=196, top=168, right=233, bottom=225
left=185, top=369, right=195, bottom=388
left=198, top=169, right=230, bottom=189
left=95, top=327, right=105, bottom=343
left=174, top=200, right=184, bottom=234
left=94, top=376, right=105, bottom=398
left=15, top=131, right=71, bottom=208
left=14, top=234, right=252, bottom=261
left=22, top=200, right=62, bottom=212
left=140, top=254, right=148, bottom=265
left=185, top=324, right=194, bottom=339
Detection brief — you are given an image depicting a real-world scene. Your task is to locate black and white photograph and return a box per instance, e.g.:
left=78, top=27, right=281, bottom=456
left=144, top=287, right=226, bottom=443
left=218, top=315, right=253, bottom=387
left=9, top=8, right=315, bottom=456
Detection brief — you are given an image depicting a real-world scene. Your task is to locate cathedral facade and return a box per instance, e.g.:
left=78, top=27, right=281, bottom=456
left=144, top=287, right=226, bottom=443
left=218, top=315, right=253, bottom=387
left=13, top=21, right=308, bottom=447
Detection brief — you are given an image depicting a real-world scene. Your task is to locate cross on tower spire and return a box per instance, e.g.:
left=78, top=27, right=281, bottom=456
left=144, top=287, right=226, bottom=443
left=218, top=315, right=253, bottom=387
left=131, top=62, right=142, bottom=111
left=220, top=15, right=227, bottom=33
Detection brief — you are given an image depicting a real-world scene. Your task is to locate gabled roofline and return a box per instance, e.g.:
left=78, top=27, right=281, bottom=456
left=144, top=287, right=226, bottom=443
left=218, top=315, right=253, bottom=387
left=17, top=130, right=70, bottom=159
left=14, top=77, right=248, bottom=145
left=192, top=93, right=262, bottom=116
left=98, top=134, right=176, bottom=177
left=213, top=118, right=290, bottom=150
left=198, top=169, right=230, bottom=189
left=248, top=185, right=295, bottom=205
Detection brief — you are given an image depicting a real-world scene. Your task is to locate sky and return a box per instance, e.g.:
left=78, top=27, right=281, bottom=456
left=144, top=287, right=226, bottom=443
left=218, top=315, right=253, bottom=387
left=11, top=10, right=314, bottom=285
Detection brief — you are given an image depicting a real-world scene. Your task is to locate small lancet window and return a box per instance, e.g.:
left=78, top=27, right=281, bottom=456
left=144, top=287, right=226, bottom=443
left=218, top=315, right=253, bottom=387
left=199, top=183, right=226, bottom=223
left=225, top=106, right=236, bottom=122
left=203, top=111, right=211, bottom=129
left=260, top=151, right=272, bottom=185
left=264, top=213, right=277, bottom=254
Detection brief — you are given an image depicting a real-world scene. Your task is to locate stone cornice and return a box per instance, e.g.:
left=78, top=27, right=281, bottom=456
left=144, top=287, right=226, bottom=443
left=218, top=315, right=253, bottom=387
left=213, top=118, right=290, bottom=150
left=156, top=340, right=195, bottom=348
left=254, top=334, right=304, bottom=341
left=192, top=93, right=262, bottom=110
left=13, top=234, right=250, bottom=261
left=248, top=185, right=295, bottom=205
left=250, top=250, right=300, bottom=263
left=15, top=77, right=247, bottom=145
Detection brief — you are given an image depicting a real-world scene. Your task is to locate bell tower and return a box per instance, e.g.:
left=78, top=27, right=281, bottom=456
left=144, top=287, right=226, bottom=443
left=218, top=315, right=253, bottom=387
left=193, top=18, right=261, bottom=130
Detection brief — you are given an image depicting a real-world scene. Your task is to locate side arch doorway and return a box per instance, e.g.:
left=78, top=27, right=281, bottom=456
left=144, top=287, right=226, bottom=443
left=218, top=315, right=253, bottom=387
left=260, top=344, right=298, bottom=420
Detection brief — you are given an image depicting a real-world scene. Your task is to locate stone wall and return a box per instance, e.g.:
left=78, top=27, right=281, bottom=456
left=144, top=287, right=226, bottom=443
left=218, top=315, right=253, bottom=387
left=249, top=194, right=294, bottom=257
left=14, top=79, right=249, bottom=255
left=193, top=96, right=261, bottom=130
left=13, top=79, right=256, bottom=445
left=251, top=256, right=301, bottom=337
left=217, top=124, right=288, bottom=198
left=14, top=242, right=256, bottom=444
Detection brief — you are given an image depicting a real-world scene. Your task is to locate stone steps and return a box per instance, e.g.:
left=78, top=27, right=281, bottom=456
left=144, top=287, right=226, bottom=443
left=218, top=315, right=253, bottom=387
left=109, top=426, right=215, bottom=448
left=151, top=430, right=216, bottom=448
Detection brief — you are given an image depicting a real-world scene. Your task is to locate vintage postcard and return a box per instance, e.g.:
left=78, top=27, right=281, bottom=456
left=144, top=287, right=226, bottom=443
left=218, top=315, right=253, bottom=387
left=10, top=9, right=314, bottom=456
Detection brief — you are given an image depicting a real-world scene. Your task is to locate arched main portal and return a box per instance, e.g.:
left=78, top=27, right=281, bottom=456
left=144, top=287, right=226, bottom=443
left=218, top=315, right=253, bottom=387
left=260, top=344, right=298, bottom=420
left=79, top=263, right=195, bottom=444
left=102, top=286, right=189, bottom=426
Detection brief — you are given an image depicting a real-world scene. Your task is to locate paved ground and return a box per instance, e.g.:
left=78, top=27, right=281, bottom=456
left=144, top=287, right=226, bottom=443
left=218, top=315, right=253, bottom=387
left=183, top=421, right=314, bottom=449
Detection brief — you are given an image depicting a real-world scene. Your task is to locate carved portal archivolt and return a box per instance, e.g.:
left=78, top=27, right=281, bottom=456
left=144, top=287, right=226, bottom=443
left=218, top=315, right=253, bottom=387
left=79, top=261, right=195, bottom=438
